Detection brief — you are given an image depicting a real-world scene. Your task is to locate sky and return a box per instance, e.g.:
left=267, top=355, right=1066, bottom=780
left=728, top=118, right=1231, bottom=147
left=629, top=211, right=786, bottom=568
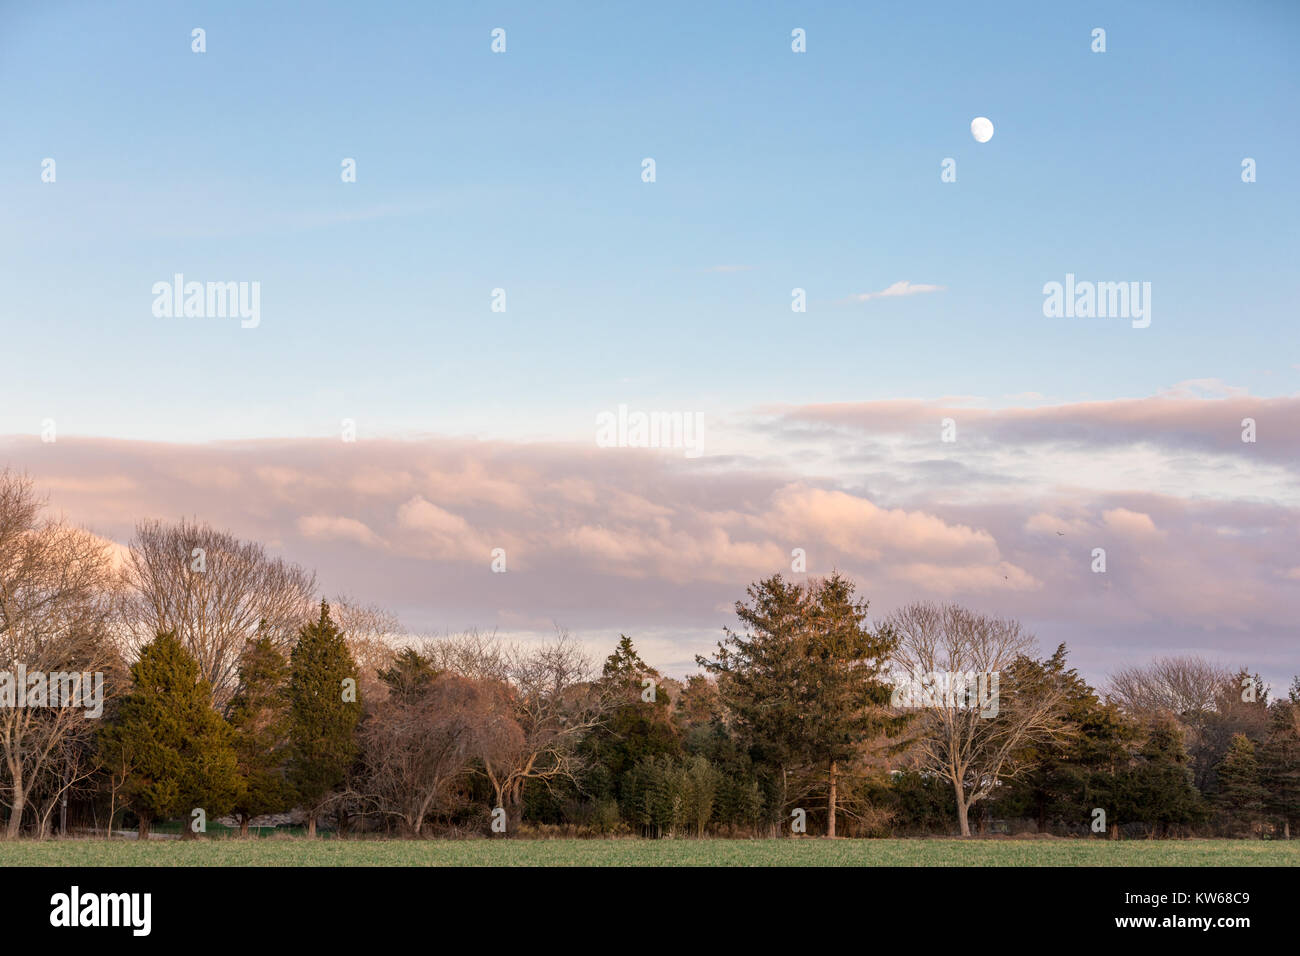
left=1, top=1, right=1297, bottom=689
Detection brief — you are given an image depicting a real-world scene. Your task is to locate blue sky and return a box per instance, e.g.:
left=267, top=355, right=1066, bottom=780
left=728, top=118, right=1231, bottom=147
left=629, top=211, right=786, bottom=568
left=2, top=0, right=1297, bottom=442
left=1, top=2, right=1297, bottom=685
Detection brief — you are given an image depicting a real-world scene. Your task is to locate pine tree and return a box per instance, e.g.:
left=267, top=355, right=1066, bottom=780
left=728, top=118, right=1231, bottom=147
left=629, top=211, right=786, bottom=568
left=287, top=601, right=360, bottom=837
left=226, top=633, right=294, bottom=836
left=993, top=645, right=1136, bottom=833
left=586, top=635, right=679, bottom=803
left=697, top=574, right=817, bottom=820
left=698, top=573, right=905, bottom=838
left=98, top=631, right=241, bottom=839
left=801, top=573, right=907, bottom=837
left=1216, top=734, right=1267, bottom=835
left=1117, top=718, right=1208, bottom=837
left=1258, top=698, right=1300, bottom=838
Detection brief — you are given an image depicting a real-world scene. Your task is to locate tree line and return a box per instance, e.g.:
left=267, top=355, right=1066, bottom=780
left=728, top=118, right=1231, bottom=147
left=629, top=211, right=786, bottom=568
left=1, top=470, right=1296, bottom=840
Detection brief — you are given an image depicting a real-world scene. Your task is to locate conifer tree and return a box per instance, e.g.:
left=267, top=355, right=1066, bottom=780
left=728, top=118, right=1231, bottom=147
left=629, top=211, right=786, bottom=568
left=98, top=631, right=241, bottom=839
left=1116, top=718, right=1208, bottom=836
left=226, top=633, right=294, bottom=836
left=1260, top=691, right=1300, bottom=838
left=287, top=601, right=360, bottom=837
left=699, top=573, right=904, bottom=837
left=1216, top=733, right=1267, bottom=835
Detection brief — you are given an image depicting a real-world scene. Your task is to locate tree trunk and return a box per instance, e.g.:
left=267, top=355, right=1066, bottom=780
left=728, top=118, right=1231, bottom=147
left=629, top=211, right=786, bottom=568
left=137, top=816, right=151, bottom=841
left=239, top=814, right=250, bottom=838
left=507, top=787, right=524, bottom=835
left=1285, top=819, right=1291, bottom=840
left=306, top=814, right=317, bottom=838
left=1109, top=822, right=1119, bottom=840
left=954, top=780, right=971, bottom=836
left=6, top=785, right=23, bottom=838
left=827, top=760, right=837, bottom=838
left=956, top=801, right=971, bottom=836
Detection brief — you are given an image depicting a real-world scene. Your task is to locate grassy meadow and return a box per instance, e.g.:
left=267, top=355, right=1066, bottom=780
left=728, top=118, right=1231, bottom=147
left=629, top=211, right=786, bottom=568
left=1, top=837, right=1296, bottom=867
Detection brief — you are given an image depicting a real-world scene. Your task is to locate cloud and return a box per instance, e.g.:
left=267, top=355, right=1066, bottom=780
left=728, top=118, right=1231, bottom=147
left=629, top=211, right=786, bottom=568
left=298, top=515, right=384, bottom=548
left=847, top=280, right=945, bottom=302
left=1102, top=508, right=1161, bottom=538
left=1, top=388, right=1296, bottom=687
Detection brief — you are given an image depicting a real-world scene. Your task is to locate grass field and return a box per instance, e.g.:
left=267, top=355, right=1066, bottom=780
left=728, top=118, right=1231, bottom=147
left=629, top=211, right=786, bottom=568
left=1, top=837, right=1296, bottom=867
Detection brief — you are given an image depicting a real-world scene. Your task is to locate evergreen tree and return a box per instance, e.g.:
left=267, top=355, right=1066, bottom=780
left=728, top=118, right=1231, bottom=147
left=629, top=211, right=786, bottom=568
left=98, top=631, right=241, bottom=839
left=994, top=645, right=1135, bottom=833
left=1216, top=733, right=1267, bottom=835
left=226, top=633, right=294, bottom=836
left=1259, top=694, right=1300, bottom=838
left=1115, top=718, right=1208, bottom=836
left=584, top=635, right=679, bottom=803
left=287, top=601, right=361, bottom=836
left=377, top=646, right=439, bottom=702
left=699, top=573, right=905, bottom=837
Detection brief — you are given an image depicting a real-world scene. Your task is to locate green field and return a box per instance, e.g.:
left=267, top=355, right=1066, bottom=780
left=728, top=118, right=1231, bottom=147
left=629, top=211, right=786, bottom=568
left=1, top=837, right=1296, bottom=867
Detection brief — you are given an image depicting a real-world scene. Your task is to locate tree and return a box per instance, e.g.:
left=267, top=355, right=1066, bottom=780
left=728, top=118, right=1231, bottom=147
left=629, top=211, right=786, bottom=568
left=697, top=573, right=808, bottom=824
left=122, top=518, right=316, bottom=706
left=97, top=632, right=240, bottom=840
left=993, top=645, right=1136, bottom=833
left=799, top=574, right=905, bottom=837
left=699, top=573, right=904, bottom=837
left=887, top=602, right=1068, bottom=836
left=226, top=634, right=293, bottom=836
left=287, top=602, right=361, bottom=837
left=679, top=754, right=722, bottom=837
left=442, top=630, right=609, bottom=834
left=357, top=649, right=519, bottom=836
left=1113, top=717, right=1207, bottom=836
left=330, top=595, right=401, bottom=705
left=1106, top=657, right=1266, bottom=794
left=1216, top=734, right=1267, bottom=835
left=1259, top=690, right=1300, bottom=838
left=584, top=635, right=680, bottom=804
left=0, top=471, right=120, bottom=838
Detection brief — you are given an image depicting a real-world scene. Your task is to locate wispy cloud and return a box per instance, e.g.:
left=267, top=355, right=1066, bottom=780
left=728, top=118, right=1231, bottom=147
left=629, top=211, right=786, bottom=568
left=846, top=280, right=945, bottom=302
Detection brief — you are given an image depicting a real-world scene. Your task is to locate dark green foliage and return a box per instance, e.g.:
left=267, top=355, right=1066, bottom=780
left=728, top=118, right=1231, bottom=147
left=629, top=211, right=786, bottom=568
left=98, top=631, right=240, bottom=835
left=582, top=635, right=681, bottom=803
left=1259, top=695, right=1300, bottom=836
left=1113, top=718, right=1209, bottom=835
left=226, top=634, right=294, bottom=828
left=287, top=602, right=360, bottom=827
left=697, top=573, right=906, bottom=833
left=1215, top=733, right=1267, bottom=834
left=993, top=645, right=1136, bottom=831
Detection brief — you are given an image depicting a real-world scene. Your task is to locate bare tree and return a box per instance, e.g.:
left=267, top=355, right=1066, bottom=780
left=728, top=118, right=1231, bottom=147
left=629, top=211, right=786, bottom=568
left=331, top=595, right=401, bottom=704
left=887, top=602, right=1067, bottom=837
left=0, top=471, right=120, bottom=838
left=420, top=629, right=509, bottom=684
left=1108, top=656, right=1232, bottom=717
left=121, top=518, right=316, bottom=706
left=425, top=629, right=612, bottom=833
left=1108, top=656, right=1266, bottom=791
left=357, top=670, right=520, bottom=835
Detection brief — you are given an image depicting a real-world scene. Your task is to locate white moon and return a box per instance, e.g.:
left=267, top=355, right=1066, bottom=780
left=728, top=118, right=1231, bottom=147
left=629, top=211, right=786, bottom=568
left=971, top=117, right=994, bottom=143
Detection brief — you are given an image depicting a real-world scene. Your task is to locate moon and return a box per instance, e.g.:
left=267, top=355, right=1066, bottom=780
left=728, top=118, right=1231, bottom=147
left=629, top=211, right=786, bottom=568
left=970, top=116, right=994, bottom=143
